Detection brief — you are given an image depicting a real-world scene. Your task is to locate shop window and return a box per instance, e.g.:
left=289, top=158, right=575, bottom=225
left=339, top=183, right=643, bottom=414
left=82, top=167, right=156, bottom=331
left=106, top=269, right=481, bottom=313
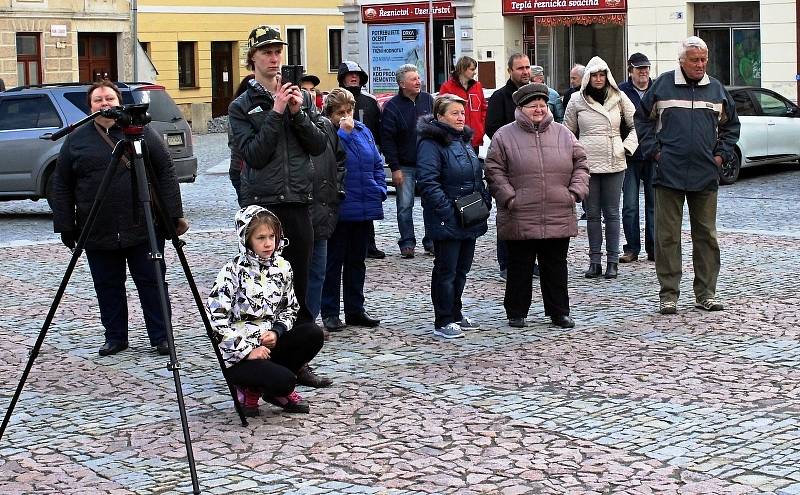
left=286, top=29, right=304, bottom=66
left=532, top=20, right=625, bottom=95
left=695, top=2, right=760, bottom=86
left=328, top=28, right=343, bottom=72
left=178, top=41, right=197, bottom=88
left=16, top=33, right=41, bottom=86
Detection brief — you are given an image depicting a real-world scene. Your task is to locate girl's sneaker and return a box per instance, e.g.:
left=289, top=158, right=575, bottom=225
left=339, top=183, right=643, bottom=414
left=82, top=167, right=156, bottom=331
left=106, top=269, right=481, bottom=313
left=265, top=389, right=310, bottom=413
left=236, top=386, right=261, bottom=417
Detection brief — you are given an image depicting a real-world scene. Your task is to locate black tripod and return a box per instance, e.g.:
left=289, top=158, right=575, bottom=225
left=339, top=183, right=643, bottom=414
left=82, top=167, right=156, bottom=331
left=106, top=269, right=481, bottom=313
left=0, top=104, right=247, bottom=495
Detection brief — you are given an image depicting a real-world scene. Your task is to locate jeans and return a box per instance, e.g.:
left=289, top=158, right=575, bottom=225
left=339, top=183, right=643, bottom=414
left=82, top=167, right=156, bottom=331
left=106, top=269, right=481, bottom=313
left=263, top=203, right=314, bottom=323
left=306, top=239, right=328, bottom=321
left=395, top=166, right=431, bottom=250
left=321, top=220, right=369, bottom=318
left=654, top=186, right=720, bottom=303
left=431, top=239, right=476, bottom=328
left=85, top=238, right=169, bottom=346
left=505, top=238, right=570, bottom=319
left=584, top=171, right=625, bottom=264
left=622, top=159, right=655, bottom=256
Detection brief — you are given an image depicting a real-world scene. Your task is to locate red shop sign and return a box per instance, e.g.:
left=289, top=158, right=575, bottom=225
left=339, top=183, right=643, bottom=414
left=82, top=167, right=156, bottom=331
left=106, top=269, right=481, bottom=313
left=361, top=1, right=456, bottom=23
left=502, top=0, right=626, bottom=15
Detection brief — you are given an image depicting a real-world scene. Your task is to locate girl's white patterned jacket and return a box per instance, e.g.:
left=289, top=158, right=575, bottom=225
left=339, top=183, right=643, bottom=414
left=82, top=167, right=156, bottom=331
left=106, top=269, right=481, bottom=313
left=205, top=205, right=299, bottom=368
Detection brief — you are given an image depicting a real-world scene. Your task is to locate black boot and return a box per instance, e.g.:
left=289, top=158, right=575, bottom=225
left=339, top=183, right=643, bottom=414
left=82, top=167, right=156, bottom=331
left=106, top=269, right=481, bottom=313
left=584, top=263, right=602, bottom=278
left=604, top=262, right=618, bottom=279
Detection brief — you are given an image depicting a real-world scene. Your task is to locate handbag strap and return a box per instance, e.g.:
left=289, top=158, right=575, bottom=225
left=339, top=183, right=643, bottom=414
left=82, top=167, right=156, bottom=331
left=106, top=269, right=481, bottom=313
left=94, top=121, right=131, bottom=169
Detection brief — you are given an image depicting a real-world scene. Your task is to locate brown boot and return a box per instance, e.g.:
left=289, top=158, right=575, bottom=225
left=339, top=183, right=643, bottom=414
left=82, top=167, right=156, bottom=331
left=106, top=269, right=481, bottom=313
left=619, top=252, right=638, bottom=263
left=296, top=364, right=333, bottom=388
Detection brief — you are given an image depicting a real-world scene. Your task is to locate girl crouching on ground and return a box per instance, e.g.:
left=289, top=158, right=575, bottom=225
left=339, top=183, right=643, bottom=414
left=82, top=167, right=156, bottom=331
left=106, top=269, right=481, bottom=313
left=206, top=205, right=325, bottom=415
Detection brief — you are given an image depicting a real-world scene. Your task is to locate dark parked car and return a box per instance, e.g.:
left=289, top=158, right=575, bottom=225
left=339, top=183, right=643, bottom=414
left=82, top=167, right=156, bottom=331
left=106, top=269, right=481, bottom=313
left=722, top=86, right=800, bottom=184
left=0, top=82, right=197, bottom=204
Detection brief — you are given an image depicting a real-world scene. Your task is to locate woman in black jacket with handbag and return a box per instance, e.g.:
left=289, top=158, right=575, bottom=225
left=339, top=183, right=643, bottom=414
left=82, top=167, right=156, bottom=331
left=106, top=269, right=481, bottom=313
left=417, top=94, right=491, bottom=339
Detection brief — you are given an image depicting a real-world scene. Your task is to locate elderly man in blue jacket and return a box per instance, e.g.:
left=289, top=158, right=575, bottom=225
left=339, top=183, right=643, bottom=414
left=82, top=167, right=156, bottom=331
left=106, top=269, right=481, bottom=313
left=635, top=36, right=740, bottom=315
left=381, top=64, right=434, bottom=258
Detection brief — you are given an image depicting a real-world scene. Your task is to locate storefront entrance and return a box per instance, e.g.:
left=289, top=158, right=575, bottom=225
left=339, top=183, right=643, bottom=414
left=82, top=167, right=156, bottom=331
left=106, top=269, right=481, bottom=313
left=526, top=16, right=626, bottom=95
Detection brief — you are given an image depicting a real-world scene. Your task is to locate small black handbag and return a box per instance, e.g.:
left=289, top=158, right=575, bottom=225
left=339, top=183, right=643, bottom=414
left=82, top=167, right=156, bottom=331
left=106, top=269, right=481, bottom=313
left=454, top=190, right=489, bottom=228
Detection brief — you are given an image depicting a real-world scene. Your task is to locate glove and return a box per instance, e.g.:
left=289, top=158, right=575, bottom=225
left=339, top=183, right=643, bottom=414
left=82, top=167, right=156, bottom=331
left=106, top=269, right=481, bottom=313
left=60, top=231, right=76, bottom=250
left=174, top=217, right=189, bottom=236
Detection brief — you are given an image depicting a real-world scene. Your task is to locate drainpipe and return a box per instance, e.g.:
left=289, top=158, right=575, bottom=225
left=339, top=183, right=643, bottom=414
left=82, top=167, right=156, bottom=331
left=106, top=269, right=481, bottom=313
left=429, top=0, right=434, bottom=92
left=132, top=0, right=138, bottom=81
left=796, top=0, right=799, bottom=102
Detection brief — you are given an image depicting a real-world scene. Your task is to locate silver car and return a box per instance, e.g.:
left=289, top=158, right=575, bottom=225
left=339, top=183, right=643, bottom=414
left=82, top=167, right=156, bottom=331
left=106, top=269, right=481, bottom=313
left=0, top=82, right=197, bottom=204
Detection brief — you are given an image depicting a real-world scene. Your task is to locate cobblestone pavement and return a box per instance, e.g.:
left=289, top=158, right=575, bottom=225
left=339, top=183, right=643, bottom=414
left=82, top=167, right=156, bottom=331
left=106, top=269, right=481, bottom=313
left=0, top=134, right=799, bottom=494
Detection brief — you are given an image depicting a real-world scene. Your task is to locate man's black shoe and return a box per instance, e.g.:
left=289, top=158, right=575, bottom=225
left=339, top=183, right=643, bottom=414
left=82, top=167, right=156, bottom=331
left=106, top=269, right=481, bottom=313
left=297, top=364, right=333, bottom=388
left=322, top=316, right=346, bottom=331
left=98, top=340, right=128, bottom=356
left=156, top=340, right=170, bottom=355
left=508, top=318, right=527, bottom=328
left=367, top=248, right=386, bottom=259
left=647, top=253, right=655, bottom=261
left=551, top=315, right=575, bottom=328
left=345, top=311, right=380, bottom=327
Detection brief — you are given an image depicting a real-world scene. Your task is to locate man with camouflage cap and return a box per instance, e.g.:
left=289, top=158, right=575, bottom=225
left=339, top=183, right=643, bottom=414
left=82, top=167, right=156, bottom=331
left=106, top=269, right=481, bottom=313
left=228, top=25, right=327, bottom=325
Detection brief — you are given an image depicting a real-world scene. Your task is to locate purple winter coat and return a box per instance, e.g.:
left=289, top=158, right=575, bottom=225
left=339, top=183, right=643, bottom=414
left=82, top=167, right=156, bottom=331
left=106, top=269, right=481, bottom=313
left=485, top=109, right=589, bottom=240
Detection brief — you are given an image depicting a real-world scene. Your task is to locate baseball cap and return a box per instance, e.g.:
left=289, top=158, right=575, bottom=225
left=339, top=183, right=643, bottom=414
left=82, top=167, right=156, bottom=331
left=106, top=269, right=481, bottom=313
left=247, top=25, right=288, bottom=50
left=627, top=52, right=651, bottom=68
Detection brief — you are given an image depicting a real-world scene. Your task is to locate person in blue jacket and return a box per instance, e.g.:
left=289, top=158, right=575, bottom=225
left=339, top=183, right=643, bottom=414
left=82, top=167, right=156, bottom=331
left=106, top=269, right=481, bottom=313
left=320, top=88, right=387, bottom=332
left=416, top=94, right=491, bottom=339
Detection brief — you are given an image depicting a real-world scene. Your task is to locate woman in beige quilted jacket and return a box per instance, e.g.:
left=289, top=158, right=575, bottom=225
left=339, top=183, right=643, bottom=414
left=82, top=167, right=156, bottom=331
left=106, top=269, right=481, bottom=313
left=564, top=56, right=638, bottom=279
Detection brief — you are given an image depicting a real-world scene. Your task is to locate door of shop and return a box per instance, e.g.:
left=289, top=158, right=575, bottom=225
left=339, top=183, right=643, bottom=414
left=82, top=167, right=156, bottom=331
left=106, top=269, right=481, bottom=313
left=211, top=42, right=234, bottom=117
left=78, top=34, right=117, bottom=82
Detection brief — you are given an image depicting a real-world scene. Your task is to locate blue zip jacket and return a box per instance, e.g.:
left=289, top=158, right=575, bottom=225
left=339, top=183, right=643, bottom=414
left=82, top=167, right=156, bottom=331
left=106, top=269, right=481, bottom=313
left=635, top=68, right=740, bottom=192
left=618, top=76, right=652, bottom=162
left=337, top=121, right=387, bottom=222
left=380, top=91, right=434, bottom=172
left=416, top=117, right=490, bottom=241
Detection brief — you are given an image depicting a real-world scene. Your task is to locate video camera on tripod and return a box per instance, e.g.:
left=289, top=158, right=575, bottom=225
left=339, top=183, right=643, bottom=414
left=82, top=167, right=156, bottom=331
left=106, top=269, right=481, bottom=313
left=42, top=103, right=153, bottom=142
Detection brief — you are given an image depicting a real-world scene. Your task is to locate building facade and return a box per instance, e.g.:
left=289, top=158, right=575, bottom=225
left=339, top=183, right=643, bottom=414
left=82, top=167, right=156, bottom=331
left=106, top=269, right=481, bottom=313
left=0, top=0, right=135, bottom=88
left=137, top=0, right=344, bottom=130
left=341, top=0, right=797, bottom=102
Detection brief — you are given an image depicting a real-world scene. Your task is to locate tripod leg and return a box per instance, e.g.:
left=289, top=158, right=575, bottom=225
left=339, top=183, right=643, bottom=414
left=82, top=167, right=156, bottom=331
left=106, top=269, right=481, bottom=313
left=1, top=143, right=127, bottom=441
left=130, top=139, right=200, bottom=494
left=145, top=154, right=249, bottom=427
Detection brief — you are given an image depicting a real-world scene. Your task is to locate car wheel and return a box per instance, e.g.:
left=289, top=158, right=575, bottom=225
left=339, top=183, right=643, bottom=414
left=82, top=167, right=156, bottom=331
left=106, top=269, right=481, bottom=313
left=719, top=150, right=741, bottom=185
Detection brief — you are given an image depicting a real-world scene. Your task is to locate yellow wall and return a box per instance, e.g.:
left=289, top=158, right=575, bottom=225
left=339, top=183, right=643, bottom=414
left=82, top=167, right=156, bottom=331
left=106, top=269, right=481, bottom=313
left=138, top=3, right=344, bottom=106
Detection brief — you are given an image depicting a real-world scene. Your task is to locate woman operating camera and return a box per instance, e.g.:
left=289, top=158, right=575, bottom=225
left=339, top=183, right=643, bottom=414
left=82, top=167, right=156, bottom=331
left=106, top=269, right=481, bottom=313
left=50, top=80, right=187, bottom=357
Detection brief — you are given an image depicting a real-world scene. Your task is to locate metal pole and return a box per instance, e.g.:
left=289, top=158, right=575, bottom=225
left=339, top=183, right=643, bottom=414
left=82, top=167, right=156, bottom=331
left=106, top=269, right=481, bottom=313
left=132, top=0, right=139, bottom=81
left=428, top=0, right=434, bottom=92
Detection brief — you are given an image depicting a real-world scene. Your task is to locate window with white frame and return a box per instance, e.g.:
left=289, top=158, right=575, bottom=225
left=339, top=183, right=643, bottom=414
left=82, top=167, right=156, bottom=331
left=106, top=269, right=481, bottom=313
left=328, top=28, right=343, bottom=72
left=286, top=28, right=304, bottom=66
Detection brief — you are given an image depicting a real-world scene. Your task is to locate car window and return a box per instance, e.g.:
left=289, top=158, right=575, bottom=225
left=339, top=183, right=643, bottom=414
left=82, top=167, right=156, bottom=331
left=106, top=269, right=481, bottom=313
left=0, top=96, right=62, bottom=130
left=62, top=90, right=135, bottom=116
left=753, top=90, right=791, bottom=117
left=732, top=91, right=756, bottom=116
left=130, top=89, right=183, bottom=123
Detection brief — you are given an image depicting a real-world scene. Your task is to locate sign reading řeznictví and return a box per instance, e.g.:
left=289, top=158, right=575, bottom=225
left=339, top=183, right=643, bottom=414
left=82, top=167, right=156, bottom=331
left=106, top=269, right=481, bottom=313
left=368, top=23, right=427, bottom=98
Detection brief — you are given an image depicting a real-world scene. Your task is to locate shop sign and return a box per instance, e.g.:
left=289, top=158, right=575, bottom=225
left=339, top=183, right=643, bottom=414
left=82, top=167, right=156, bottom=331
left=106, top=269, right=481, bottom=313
left=502, top=0, right=626, bottom=15
left=362, top=2, right=455, bottom=23
left=368, top=23, right=427, bottom=98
